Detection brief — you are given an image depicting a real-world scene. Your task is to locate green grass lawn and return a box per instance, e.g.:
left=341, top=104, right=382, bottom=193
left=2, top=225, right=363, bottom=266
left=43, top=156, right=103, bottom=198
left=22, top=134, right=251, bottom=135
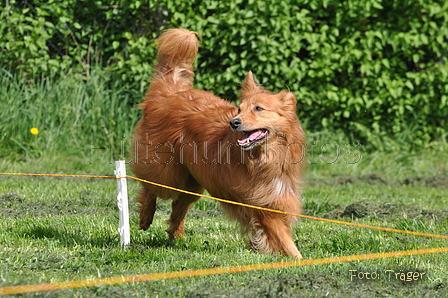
left=1, top=146, right=447, bottom=297
left=1, top=69, right=447, bottom=296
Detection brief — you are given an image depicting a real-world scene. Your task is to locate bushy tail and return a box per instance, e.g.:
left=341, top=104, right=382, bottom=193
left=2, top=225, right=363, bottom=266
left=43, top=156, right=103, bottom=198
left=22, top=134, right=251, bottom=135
left=151, top=28, right=199, bottom=91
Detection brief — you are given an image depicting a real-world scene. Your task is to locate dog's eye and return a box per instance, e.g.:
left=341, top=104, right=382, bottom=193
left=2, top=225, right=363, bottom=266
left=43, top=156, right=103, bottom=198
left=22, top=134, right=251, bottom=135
left=254, top=106, right=264, bottom=112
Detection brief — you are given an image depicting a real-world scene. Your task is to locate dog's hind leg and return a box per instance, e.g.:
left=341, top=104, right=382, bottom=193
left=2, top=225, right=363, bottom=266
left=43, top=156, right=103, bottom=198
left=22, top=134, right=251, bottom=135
left=166, top=177, right=204, bottom=239
left=138, top=186, right=157, bottom=231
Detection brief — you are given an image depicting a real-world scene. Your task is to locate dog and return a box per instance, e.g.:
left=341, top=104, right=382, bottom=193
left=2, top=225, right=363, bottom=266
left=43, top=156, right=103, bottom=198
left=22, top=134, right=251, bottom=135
left=131, top=28, right=306, bottom=258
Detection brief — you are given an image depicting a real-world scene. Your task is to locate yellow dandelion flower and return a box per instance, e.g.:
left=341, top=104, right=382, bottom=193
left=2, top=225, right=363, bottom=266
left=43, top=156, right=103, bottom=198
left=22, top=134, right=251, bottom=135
left=30, top=127, right=39, bottom=135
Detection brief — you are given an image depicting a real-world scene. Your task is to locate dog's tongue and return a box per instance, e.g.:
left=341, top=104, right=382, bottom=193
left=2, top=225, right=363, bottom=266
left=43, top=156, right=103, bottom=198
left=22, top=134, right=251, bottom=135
left=238, top=129, right=268, bottom=146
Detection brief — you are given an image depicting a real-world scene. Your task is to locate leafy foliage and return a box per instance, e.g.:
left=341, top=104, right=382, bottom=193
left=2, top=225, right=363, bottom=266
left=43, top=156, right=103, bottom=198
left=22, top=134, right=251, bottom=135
left=0, top=0, right=161, bottom=90
left=1, top=0, right=447, bottom=148
left=163, top=0, right=448, bottom=147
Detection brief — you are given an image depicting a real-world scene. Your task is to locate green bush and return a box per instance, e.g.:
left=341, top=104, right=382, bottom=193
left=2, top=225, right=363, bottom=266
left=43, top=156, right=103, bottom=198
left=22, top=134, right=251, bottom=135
left=1, top=0, right=447, bottom=149
left=162, top=0, right=448, bottom=148
left=0, top=0, right=160, bottom=91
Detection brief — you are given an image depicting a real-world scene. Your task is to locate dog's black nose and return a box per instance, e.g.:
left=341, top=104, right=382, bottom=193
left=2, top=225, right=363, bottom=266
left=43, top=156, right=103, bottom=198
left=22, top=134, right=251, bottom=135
left=230, top=117, right=242, bottom=130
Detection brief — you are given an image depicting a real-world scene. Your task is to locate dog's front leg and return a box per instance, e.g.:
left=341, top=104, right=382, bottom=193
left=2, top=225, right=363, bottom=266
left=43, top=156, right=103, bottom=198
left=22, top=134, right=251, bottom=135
left=166, top=191, right=202, bottom=239
left=248, top=215, right=302, bottom=259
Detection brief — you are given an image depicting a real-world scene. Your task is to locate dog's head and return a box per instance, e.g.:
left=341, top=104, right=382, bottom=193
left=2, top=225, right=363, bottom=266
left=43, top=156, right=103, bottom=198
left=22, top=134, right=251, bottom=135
left=230, top=71, right=298, bottom=150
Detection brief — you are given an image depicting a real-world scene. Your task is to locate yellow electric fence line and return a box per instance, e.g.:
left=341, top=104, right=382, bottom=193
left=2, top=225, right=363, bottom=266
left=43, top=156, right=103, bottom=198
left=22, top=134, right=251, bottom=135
left=1, top=246, right=448, bottom=295
left=128, top=175, right=448, bottom=240
left=0, top=172, right=116, bottom=179
left=1, top=171, right=448, bottom=241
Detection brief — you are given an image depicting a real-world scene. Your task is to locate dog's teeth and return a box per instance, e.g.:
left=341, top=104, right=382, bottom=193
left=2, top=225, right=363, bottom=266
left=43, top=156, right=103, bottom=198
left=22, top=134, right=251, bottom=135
left=238, top=139, right=249, bottom=146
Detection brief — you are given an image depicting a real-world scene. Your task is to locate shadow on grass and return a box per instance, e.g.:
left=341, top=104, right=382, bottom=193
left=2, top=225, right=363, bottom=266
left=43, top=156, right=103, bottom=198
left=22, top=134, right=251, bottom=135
left=20, top=225, right=118, bottom=248
left=20, top=224, right=178, bottom=251
left=132, top=230, right=176, bottom=248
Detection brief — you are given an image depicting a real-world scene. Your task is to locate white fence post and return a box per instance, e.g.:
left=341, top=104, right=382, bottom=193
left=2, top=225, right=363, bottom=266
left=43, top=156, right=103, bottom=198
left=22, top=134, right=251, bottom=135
left=115, top=160, right=130, bottom=247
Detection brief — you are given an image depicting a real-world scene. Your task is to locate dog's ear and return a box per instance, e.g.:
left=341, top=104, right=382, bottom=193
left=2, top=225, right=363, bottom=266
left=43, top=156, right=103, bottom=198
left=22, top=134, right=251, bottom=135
left=278, top=91, right=297, bottom=109
left=241, top=71, right=264, bottom=97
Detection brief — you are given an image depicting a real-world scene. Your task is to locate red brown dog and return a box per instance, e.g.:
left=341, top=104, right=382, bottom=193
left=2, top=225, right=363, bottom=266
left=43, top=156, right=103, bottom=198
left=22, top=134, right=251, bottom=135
left=132, top=29, right=305, bottom=258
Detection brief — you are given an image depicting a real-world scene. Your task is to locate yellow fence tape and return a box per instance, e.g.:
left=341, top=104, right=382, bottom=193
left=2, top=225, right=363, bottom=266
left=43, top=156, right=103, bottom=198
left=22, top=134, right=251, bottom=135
left=1, top=246, right=447, bottom=295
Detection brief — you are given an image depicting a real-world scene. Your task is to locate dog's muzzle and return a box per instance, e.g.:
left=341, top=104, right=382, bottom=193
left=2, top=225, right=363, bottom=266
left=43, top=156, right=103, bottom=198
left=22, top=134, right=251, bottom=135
left=230, top=117, right=269, bottom=150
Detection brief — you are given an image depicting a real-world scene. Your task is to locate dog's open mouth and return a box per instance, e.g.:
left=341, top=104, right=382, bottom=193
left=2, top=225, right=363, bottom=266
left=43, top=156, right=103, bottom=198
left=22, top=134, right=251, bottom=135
left=237, top=129, right=269, bottom=149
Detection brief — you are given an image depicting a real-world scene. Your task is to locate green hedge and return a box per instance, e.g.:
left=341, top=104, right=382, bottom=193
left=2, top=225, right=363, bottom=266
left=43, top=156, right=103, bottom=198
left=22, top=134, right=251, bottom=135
left=0, top=0, right=162, bottom=91
left=1, top=0, right=447, bottom=148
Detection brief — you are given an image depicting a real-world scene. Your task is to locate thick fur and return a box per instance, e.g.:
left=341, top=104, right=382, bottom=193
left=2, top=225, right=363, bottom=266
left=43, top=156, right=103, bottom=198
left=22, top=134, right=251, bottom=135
left=131, top=28, right=306, bottom=258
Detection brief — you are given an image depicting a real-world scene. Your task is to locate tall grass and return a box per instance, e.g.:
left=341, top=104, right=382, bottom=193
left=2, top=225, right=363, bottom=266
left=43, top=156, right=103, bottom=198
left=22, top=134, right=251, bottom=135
left=0, top=69, right=141, bottom=160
